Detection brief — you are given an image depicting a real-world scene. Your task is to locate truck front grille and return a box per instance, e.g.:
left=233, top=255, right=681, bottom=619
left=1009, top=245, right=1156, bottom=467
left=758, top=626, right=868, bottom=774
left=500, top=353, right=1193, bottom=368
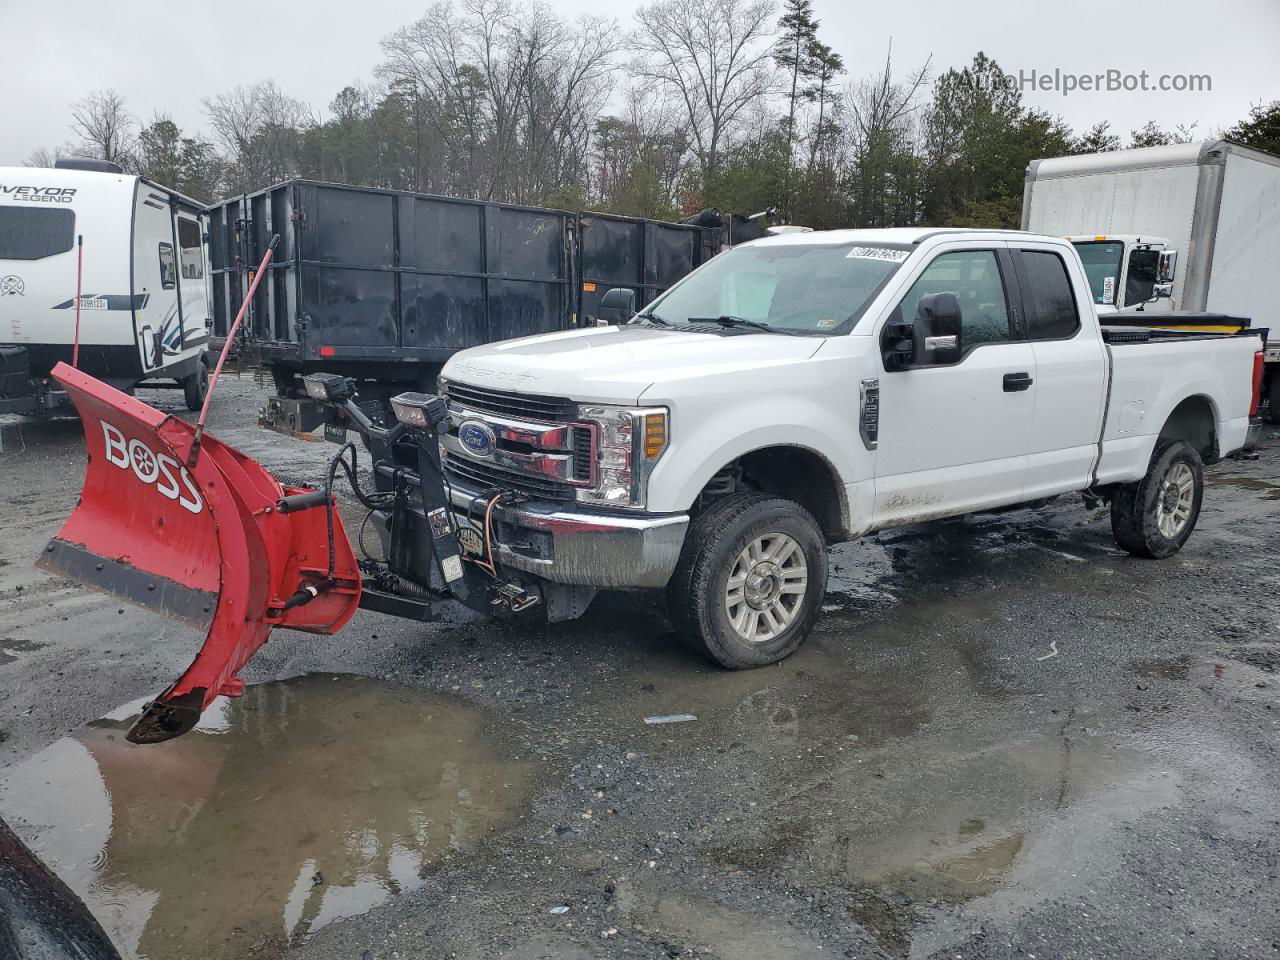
left=443, top=453, right=577, bottom=502
left=441, top=381, right=578, bottom=424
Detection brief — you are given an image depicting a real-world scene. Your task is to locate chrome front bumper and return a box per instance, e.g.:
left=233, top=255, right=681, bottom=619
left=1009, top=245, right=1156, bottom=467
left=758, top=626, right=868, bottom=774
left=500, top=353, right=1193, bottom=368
left=446, top=482, right=689, bottom=589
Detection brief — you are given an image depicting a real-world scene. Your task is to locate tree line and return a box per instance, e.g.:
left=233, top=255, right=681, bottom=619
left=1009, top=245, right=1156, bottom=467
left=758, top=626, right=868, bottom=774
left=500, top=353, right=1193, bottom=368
left=28, top=0, right=1280, bottom=230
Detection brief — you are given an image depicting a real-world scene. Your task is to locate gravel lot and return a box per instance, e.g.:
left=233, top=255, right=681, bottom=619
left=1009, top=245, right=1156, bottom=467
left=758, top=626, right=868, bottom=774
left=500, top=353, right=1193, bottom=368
left=2, top=373, right=1278, bottom=960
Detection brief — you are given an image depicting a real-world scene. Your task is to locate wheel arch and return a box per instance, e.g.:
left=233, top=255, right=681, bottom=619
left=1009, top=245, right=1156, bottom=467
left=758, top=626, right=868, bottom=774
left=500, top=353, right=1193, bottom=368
left=1158, top=393, right=1219, bottom=463
left=690, top=443, right=851, bottom=541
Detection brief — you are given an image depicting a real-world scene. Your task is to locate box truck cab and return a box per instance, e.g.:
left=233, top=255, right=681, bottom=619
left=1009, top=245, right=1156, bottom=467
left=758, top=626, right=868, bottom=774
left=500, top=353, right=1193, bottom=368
left=1068, top=234, right=1177, bottom=313
left=0, top=159, right=212, bottom=415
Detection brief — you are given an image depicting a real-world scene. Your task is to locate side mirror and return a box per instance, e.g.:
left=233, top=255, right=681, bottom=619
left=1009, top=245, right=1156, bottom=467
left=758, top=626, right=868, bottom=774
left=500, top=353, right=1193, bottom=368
left=1157, top=249, right=1178, bottom=283
left=912, top=292, right=963, bottom=365
left=597, top=287, right=637, bottom=325
left=1152, top=281, right=1174, bottom=300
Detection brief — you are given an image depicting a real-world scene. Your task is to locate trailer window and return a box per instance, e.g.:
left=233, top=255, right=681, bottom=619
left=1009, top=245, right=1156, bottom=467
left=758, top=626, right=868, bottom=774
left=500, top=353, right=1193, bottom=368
left=1019, top=250, right=1080, bottom=340
left=1072, top=241, right=1123, bottom=305
left=0, top=207, right=75, bottom=260
left=158, top=243, right=176, bottom=289
left=177, top=217, right=203, bottom=280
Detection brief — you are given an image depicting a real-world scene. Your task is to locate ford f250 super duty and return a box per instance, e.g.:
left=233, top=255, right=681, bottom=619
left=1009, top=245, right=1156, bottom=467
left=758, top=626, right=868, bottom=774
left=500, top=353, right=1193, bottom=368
left=38, top=226, right=1270, bottom=743
left=430, top=227, right=1266, bottom=667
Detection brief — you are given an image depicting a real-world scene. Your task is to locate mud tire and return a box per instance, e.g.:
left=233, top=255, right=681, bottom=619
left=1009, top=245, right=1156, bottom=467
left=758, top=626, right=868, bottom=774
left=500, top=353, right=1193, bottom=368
left=182, top=360, right=209, bottom=412
left=1110, top=439, right=1204, bottom=559
left=667, top=494, right=827, bottom=669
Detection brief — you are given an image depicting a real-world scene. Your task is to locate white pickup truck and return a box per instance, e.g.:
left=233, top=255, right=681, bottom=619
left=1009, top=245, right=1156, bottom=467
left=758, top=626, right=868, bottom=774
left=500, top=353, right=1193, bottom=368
left=436, top=228, right=1265, bottom=667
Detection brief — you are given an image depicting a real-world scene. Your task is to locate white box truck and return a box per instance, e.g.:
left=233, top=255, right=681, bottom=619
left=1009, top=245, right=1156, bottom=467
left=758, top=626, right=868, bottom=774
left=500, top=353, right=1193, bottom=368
left=1022, top=140, right=1280, bottom=420
left=0, top=159, right=212, bottom=416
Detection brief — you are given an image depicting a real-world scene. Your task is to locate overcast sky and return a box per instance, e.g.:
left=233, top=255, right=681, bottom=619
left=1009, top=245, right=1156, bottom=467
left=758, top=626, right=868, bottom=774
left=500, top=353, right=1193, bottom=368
left=4, top=0, right=1278, bottom=168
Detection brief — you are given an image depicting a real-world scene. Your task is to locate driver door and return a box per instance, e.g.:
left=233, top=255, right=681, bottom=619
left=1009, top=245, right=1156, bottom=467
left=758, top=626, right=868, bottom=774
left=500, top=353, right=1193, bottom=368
left=872, top=243, right=1036, bottom=526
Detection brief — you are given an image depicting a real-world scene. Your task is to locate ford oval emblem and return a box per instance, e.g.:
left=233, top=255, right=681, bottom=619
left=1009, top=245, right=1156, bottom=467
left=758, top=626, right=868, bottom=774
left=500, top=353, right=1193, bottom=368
left=458, top=419, right=497, bottom=458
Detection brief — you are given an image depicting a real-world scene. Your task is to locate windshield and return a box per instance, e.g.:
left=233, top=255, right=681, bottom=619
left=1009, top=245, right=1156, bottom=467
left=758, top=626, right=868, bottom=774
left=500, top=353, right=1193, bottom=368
left=636, top=241, right=907, bottom=335
left=1072, top=241, right=1123, bottom=306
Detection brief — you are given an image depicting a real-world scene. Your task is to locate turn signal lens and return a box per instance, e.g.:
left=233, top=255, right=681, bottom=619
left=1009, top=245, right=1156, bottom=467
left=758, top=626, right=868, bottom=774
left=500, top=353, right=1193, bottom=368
left=643, top=413, right=667, bottom=459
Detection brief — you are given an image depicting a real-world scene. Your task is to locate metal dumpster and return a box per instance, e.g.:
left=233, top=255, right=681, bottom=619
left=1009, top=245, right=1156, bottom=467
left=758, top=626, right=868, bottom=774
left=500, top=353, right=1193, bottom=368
left=206, top=181, right=717, bottom=395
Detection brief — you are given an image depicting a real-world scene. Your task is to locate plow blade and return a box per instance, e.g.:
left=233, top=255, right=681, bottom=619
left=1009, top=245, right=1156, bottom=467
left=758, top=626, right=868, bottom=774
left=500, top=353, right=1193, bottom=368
left=37, top=362, right=361, bottom=744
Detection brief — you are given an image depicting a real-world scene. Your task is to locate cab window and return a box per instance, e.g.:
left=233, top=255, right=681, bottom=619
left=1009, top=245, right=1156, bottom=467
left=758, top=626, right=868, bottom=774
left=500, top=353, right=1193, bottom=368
left=1018, top=250, right=1080, bottom=340
left=897, top=250, right=1012, bottom=354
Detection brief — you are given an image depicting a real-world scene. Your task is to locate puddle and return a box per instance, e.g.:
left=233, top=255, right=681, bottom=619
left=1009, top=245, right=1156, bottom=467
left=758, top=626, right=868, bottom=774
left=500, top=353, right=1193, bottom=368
left=0, top=674, right=538, bottom=959
left=1212, top=474, right=1280, bottom=500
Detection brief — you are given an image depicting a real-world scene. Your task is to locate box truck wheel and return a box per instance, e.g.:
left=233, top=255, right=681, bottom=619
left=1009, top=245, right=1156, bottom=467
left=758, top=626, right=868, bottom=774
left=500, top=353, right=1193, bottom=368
left=667, top=494, right=827, bottom=669
left=1110, top=439, right=1204, bottom=559
left=182, top=359, right=209, bottom=412
left=1266, top=375, right=1280, bottom=425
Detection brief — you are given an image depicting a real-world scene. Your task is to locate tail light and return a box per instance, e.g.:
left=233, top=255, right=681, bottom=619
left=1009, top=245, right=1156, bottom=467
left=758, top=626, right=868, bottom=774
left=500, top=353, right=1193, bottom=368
left=1250, top=350, right=1265, bottom=416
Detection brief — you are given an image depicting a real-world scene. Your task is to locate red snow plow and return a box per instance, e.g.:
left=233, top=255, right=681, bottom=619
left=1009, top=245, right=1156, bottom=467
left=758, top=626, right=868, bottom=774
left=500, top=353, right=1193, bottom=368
left=38, top=362, right=361, bottom=743
left=38, top=234, right=552, bottom=743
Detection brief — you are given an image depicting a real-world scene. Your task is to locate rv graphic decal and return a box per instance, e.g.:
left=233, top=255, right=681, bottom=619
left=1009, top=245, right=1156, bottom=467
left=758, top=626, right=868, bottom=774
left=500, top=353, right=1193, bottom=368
left=0, top=275, right=24, bottom=296
left=0, top=185, right=76, bottom=204
left=52, top=293, right=150, bottom=310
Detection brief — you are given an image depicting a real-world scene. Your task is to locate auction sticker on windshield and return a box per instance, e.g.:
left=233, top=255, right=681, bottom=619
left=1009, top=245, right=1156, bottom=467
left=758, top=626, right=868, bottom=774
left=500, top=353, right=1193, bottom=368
left=846, top=246, right=909, bottom=262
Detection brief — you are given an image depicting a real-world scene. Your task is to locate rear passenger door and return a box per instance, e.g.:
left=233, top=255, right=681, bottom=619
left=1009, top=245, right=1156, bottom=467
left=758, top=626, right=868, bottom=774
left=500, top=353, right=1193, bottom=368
left=1011, top=243, right=1107, bottom=498
left=873, top=242, right=1037, bottom=525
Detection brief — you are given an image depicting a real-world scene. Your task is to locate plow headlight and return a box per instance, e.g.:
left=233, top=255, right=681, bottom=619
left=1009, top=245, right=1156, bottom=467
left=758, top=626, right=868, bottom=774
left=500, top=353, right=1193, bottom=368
left=391, top=392, right=449, bottom=430
left=303, top=373, right=355, bottom=403
left=577, top=405, right=669, bottom=509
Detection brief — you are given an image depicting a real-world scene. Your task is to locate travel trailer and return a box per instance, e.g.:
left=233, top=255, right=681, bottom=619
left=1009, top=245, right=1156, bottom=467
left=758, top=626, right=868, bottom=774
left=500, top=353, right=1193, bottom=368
left=0, top=159, right=211, bottom=415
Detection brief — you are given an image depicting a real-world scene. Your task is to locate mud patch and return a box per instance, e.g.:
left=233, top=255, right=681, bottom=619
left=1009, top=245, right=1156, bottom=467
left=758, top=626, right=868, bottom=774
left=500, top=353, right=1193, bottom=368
left=0, top=674, right=538, bottom=960
left=0, top=636, right=46, bottom=666
left=1128, top=655, right=1192, bottom=680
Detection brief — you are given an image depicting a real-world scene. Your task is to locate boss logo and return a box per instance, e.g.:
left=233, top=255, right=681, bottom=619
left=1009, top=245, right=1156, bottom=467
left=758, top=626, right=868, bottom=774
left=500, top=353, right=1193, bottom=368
left=100, top=421, right=204, bottom=514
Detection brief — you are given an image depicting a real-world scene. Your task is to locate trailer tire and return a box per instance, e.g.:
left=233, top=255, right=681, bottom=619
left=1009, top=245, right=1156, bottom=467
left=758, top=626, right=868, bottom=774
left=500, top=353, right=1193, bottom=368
left=667, top=494, right=827, bottom=669
left=182, top=361, right=209, bottom=412
left=1266, top=375, right=1280, bottom=425
left=1110, top=439, right=1203, bottom=559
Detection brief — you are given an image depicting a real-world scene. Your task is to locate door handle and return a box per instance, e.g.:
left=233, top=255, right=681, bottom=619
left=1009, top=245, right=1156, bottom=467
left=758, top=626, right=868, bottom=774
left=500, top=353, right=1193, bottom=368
left=1003, top=372, right=1034, bottom=392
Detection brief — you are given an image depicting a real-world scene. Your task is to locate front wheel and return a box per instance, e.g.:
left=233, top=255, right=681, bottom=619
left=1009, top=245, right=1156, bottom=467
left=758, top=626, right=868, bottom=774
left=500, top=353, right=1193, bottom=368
left=667, top=494, right=828, bottom=669
left=1110, top=439, right=1204, bottom=559
left=181, top=360, right=209, bottom=412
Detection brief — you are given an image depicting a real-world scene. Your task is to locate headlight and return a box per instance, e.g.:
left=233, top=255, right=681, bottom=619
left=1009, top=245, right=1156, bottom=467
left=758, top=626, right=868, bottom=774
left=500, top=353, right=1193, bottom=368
left=577, top=405, right=669, bottom=509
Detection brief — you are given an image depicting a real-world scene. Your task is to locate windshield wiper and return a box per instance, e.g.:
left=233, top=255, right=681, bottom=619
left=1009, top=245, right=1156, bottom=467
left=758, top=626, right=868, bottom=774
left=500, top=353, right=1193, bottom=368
left=631, top=312, right=670, bottom=327
left=688, top=315, right=796, bottom=335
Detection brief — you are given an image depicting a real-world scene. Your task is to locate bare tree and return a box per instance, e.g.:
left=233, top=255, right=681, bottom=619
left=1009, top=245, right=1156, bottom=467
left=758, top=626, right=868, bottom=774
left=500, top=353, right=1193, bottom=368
left=70, top=89, right=136, bottom=167
left=631, top=0, right=776, bottom=181
left=204, top=81, right=309, bottom=192
left=25, top=146, right=65, bottom=168
left=379, top=0, right=619, bottom=203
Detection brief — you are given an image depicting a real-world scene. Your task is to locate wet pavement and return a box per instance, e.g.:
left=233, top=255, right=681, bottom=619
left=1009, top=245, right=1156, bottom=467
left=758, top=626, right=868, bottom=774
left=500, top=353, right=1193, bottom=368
left=2, top=375, right=1279, bottom=959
